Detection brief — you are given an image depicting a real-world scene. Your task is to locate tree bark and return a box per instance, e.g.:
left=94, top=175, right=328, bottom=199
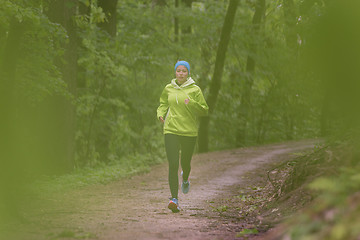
left=256, top=85, right=274, bottom=144
left=98, top=0, right=118, bottom=37
left=283, top=0, right=297, bottom=49
left=0, top=18, right=26, bottom=220
left=235, top=0, right=265, bottom=147
left=198, top=0, right=239, bottom=153
left=46, top=0, right=78, bottom=171
left=181, top=0, right=192, bottom=34
left=282, top=0, right=298, bottom=140
left=174, top=0, right=179, bottom=43
left=152, top=0, right=167, bottom=7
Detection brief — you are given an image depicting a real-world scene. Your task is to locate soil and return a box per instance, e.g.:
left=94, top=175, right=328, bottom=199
left=1, top=140, right=318, bottom=240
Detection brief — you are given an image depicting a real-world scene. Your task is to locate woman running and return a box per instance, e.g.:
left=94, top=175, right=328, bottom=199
left=157, top=60, right=209, bottom=213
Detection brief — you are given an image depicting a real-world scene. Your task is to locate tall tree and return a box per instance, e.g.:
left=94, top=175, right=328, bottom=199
left=282, top=0, right=298, bottom=140
left=173, top=0, right=192, bottom=56
left=174, top=0, right=179, bottom=42
left=235, top=0, right=265, bottom=147
left=152, top=0, right=167, bottom=7
left=181, top=0, right=192, bottom=34
left=46, top=0, right=79, bottom=171
left=0, top=18, right=26, bottom=220
left=198, top=0, right=240, bottom=152
left=98, top=0, right=118, bottom=37
left=283, top=0, right=297, bottom=49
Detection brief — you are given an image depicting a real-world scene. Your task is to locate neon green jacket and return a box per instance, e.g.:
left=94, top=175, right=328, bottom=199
left=157, top=77, right=209, bottom=137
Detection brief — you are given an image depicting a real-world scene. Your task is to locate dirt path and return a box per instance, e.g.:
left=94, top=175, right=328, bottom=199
left=3, top=140, right=318, bottom=240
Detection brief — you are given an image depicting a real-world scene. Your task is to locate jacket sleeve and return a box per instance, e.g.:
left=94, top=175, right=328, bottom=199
left=188, top=87, right=209, bottom=117
left=157, top=87, right=169, bottom=120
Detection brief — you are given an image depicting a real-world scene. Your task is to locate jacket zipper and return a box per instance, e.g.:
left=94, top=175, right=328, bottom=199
left=165, top=108, right=170, bottom=122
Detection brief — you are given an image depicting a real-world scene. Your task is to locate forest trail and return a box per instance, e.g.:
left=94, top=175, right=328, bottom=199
left=3, top=140, right=318, bottom=240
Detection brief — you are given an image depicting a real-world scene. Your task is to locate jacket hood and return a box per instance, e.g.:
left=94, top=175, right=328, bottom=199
left=171, top=77, right=195, bottom=89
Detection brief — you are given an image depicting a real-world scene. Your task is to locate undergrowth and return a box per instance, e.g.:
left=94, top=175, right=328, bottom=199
left=30, top=151, right=166, bottom=196
left=265, top=138, right=360, bottom=240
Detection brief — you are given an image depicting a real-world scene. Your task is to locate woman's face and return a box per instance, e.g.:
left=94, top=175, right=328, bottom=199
left=175, top=65, right=189, bottom=84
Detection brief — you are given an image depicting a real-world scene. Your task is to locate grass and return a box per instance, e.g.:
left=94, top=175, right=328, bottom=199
left=30, top=152, right=165, bottom=196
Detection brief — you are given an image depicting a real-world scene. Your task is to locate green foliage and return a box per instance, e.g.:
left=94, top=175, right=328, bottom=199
left=0, top=0, right=68, bottom=103
left=3, top=0, right=353, bottom=227
left=2, top=2, right=360, bottom=239
left=264, top=137, right=360, bottom=240
left=208, top=0, right=323, bottom=149
left=280, top=0, right=360, bottom=235
left=0, top=0, right=328, bottom=223
left=212, top=205, right=229, bottom=212
left=236, top=228, right=259, bottom=237
left=0, top=0, right=325, bottom=168
left=286, top=166, right=360, bottom=240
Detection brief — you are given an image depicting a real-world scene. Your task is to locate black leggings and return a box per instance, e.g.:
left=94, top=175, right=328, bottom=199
left=164, top=134, right=197, bottom=199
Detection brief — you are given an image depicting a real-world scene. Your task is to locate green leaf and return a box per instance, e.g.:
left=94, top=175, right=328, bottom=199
left=214, top=205, right=228, bottom=212
left=236, top=228, right=259, bottom=237
left=308, top=177, right=336, bottom=191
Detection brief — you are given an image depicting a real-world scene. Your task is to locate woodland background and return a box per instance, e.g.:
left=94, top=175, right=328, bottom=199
left=1, top=0, right=360, bottom=239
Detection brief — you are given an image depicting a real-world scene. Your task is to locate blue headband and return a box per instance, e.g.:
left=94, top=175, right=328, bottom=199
left=174, top=61, right=190, bottom=74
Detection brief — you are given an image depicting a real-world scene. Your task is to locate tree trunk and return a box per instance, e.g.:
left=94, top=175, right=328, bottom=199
left=198, top=0, right=239, bottom=153
left=181, top=0, right=192, bottom=34
left=180, top=0, right=192, bottom=44
left=283, top=0, right=297, bottom=49
left=256, top=86, right=274, bottom=144
left=46, top=0, right=78, bottom=171
left=320, top=88, right=331, bottom=137
left=198, top=39, right=212, bottom=89
left=98, top=0, right=118, bottom=37
left=282, top=0, right=298, bottom=140
left=174, top=0, right=179, bottom=43
left=284, top=107, right=294, bottom=140
left=152, top=0, right=167, bottom=7
left=235, top=0, right=265, bottom=147
left=0, top=18, right=26, bottom=220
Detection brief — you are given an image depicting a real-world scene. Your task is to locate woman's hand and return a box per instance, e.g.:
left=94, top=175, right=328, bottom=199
left=159, top=116, right=165, bottom=123
left=184, top=98, right=190, bottom=105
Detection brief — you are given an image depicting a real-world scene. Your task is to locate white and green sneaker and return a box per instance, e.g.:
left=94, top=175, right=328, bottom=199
left=168, top=198, right=180, bottom=213
left=181, top=180, right=190, bottom=194
left=181, top=171, right=190, bottom=194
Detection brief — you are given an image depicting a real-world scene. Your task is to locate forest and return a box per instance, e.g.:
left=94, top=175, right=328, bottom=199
left=1, top=0, right=360, bottom=239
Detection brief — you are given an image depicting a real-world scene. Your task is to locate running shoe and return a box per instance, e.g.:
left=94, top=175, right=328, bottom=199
left=168, top=198, right=180, bottom=213
left=181, top=180, right=190, bottom=194
left=181, top=171, right=190, bottom=194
